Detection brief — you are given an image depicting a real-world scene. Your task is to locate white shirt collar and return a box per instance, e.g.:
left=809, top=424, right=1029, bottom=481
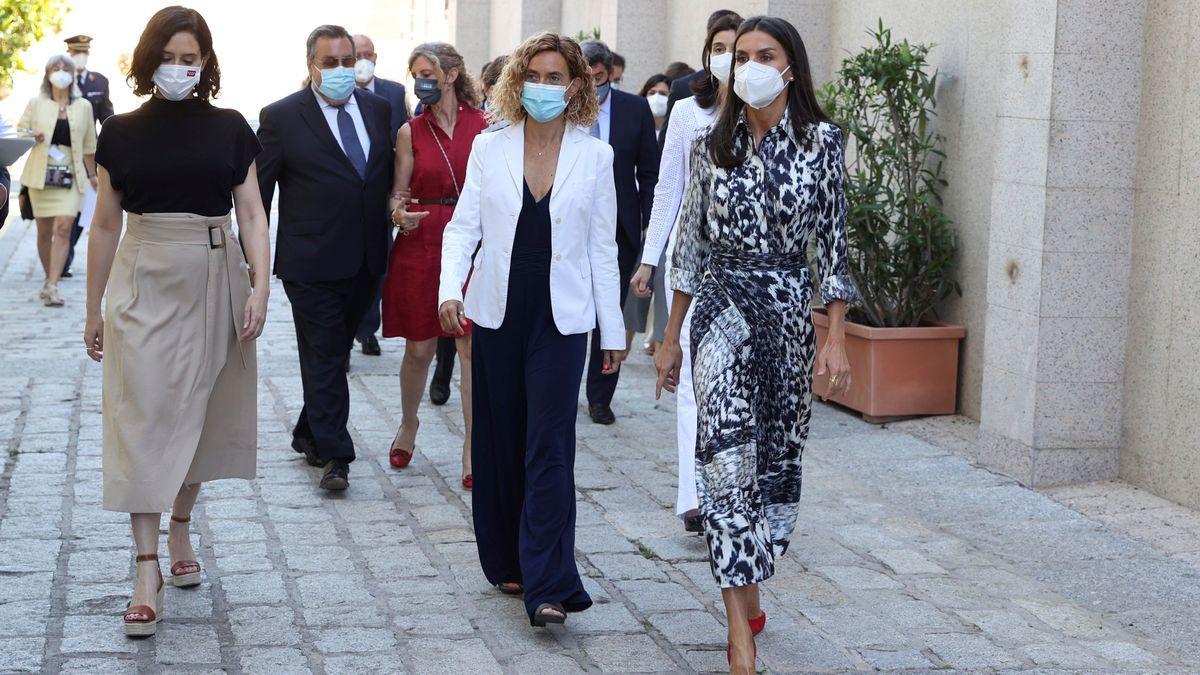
left=599, top=91, right=612, bottom=116
left=312, top=86, right=358, bottom=111
left=363, top=79, right=376, bottom=93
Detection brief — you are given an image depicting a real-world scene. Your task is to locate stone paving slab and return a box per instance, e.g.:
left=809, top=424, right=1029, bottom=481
left=1, top=217, right=1198, bottom=672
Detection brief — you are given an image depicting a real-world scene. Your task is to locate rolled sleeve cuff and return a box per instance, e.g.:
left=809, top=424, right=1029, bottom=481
left=437, top=283, right=464, bottom=309
left=670, top=268, right=701, bottom=296
left=819, top=274, right=859, bottom=305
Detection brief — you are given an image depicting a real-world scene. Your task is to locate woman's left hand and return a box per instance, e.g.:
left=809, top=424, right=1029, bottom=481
left=239, top=288, right=269, bottom=342
left=815, top=338, right=851, bottom=399
left=602, top=349, right=624, bottom=375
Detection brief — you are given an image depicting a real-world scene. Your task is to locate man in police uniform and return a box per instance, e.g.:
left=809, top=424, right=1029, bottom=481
left=61, top=35, right=114, bottom=277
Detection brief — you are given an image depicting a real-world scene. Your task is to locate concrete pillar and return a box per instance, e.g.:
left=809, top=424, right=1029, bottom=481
left=768, top=0, right=834, bottom=85
left=450, top=0, right=491, bottom=77
left=979, top=0, right=1147, bottom=486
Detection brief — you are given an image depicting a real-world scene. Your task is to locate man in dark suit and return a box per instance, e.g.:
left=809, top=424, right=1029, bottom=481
left=579, top=40, right=660, bottom=425
left=61, top=35, right=115, bottom=278
left=257, top=25, right=394, bottom=491
left=350, top=33, right=410, bottom=357
left=659, top=9, right=742, bottom=147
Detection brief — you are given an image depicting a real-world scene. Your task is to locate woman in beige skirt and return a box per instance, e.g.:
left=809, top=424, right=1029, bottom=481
left=83, top=7, right=270, bottom=638
left=17, top=53, right=98, bottom=306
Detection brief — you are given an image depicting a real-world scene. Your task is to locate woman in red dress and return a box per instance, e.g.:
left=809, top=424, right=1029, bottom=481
left=384, top=42, right=488, bottom=488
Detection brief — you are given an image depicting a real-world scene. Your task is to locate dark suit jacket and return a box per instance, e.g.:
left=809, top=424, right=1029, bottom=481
left=371, top=77, right=410, bottom=146
left=659, top=70, right=706, bottom=148
left=78, top=70, right=114, bottom=123
left=0, top=166, right=9, bottom=227
left=606, top=89, right=660, bottom=249
left=256, top=88, right=394, bottom=283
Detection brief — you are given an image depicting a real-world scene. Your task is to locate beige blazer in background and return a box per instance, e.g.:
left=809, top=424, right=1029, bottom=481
left=17, top=95, right=97, bottom=192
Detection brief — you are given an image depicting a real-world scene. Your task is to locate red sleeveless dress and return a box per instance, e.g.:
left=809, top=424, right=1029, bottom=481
left=382, top=105, right=487, bottom=340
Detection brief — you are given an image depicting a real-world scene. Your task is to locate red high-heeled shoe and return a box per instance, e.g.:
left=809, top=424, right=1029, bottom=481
left=389, top=443, right=413, bottom=469
left=749, top=611, right=766, bottom=635
left=462, top=474, right=473, bottom=490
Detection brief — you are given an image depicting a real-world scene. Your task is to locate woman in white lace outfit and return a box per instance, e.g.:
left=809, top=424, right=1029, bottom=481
left=630, top=13, right=740, bottom=534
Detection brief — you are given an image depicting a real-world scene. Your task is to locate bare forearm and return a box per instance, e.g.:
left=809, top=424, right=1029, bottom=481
left=825, top=300, right=847, bottom=343
left=662, top=290, right=693, bottom=344
left=239, top=214, right=272, bottom=289
left=86, top=226, right=120, bottom=316
left=84, top=155, right=96, bottom=178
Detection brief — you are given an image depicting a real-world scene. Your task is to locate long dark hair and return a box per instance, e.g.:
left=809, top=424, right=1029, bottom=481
left=690, top=12, right=743, bottom=110
left=710, top=16, right=831, bottom=168
left=638, top=73, right=670, bottom=97
left=128, top=6, right=221, bottom=99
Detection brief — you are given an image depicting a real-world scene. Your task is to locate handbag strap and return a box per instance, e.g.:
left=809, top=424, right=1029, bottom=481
left=425, top=117, right=461, bottom=198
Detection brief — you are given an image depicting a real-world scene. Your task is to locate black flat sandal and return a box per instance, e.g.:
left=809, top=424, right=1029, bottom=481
left=497, top=582, right=524, bottom=596
left=531, top=602, right=567, bottom=627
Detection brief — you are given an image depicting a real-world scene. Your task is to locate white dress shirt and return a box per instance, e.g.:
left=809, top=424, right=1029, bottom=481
left=595, top=90, right=612, bottom=144
left=312, top=88, right=371, bottom=158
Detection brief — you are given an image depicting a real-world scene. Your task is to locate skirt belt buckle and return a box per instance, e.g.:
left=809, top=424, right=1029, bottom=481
left=208, top=226, right=226, bottom=249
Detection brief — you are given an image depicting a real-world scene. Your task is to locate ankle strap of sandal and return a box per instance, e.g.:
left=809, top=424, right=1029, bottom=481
left=170, top=515, right=191, bottom=524
left=135, top=553, right=159, bottom=562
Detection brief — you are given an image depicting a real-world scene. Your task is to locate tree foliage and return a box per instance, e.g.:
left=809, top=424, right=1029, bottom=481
left=819, top=20, right=959, bottom=328
left=572, top=27, right=601, bottom=43
left=0, top=0, right=68, bottom=95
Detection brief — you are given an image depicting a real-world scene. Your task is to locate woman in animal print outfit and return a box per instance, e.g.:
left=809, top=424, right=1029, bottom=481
left=655, top=16, right=857, bottom=672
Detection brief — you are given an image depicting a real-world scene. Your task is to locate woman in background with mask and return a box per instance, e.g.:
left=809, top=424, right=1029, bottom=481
left=439, top=32, right=622, bottom=628
left=83, top=6, right=270, bottom=638
left=382, top=42, right=485, bottom=489
left=631, top=11, right=739, bottom=537
left=639, top=74, right=671, bottom=132
left=17, top=53, right=97, bottom=307
left=655, top=16, right=856, bottom=672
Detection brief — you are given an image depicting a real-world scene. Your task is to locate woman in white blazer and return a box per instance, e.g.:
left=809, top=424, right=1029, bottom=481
left=438, top=31, right=624, bottom=628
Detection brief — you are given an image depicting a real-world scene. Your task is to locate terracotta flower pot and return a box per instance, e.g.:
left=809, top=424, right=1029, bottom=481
left=812, top=308, right=965, bottom=421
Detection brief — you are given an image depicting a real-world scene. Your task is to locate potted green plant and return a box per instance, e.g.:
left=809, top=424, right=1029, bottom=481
left=815, top=20, right=964, bottom=421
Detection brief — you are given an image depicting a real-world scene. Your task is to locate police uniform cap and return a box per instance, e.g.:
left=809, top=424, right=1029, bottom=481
left=64, top=35, right=93, bottom=51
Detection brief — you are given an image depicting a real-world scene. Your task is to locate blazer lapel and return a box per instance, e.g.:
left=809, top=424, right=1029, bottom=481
left=296, top=89, right=360, bottom=178
left=501, top=121, right=524, bottom=195
left=355, top=90, right=388, bottom=166
left=550, top=125, right=585, bottom=202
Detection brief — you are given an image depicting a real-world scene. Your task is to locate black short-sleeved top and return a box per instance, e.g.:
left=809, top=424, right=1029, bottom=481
left=96, top=97, right=260, bottom=217
left=50, top=118, right=71, bottom=146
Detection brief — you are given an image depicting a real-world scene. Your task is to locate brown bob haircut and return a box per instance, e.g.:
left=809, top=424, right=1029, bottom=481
left=128, top=5, right=221, bottom=99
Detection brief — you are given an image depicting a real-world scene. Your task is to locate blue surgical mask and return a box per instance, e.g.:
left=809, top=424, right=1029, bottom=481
left=521, top=82, right=569, bottom=123
left=317, top=66, right=355, bottom=101
left=596, top=81, right=611, bottom=104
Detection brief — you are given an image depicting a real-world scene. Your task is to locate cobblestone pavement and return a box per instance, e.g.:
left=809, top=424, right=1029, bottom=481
left=1, top=218, right=1199, bottom=673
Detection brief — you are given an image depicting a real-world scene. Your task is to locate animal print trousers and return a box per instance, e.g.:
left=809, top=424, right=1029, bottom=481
left=690, top=248, right=814, bottom=588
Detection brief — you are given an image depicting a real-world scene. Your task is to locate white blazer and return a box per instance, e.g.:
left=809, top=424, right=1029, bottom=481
left=439, top=120, right=625, bottom=350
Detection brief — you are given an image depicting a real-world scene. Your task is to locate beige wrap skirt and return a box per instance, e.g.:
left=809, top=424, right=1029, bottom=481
left=102, top=212, right=257, bottom=513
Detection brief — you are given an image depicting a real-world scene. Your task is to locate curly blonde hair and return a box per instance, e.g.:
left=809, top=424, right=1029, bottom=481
left=408, top=41, right=481, bottom=108
left=489, top=32, right=598, bottom=127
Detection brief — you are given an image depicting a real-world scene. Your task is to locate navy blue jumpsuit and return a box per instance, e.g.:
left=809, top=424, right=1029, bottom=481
left=471, top=180, right=593, bottom=621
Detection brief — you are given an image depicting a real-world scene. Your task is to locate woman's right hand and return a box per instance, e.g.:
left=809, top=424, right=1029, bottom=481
left=31, top=130, right=45, bottom=144
left=630, top=263, right=654, bottom=299
left=654, top=337, right=683, bottom=399
left=84, top=314, right=104, bottom=362
left=438, top=300, right=467, bottom=336
left=392, top=208, right=430, bottom=235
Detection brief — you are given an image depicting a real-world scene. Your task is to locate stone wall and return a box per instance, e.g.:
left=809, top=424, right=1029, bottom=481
left=1121, top=0, right=1200, bottom=509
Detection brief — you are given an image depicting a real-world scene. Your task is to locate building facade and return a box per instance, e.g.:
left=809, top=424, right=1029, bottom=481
left=447, top=0, right=1199, bottom=510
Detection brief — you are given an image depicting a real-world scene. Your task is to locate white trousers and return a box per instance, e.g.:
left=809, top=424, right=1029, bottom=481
left=664, top=242, right=699, bottom=517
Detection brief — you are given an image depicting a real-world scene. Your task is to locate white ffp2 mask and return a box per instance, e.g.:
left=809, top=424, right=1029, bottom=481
left=708, top=52, right=733, bottom=85
left=733, top=61, right=791, bottom=109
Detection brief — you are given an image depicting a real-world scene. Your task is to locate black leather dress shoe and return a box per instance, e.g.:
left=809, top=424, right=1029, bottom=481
left=61, top=270, right=73, bottom=278
left=588, top=404, right=616, bottom=425
left=320, top=461, right=349, bottom=491
left=683, top=512, right=704, bottom=533
left=429, top=364, right=452, bottom=406
left=291, top=436, right=325, bottom=467
left=360, top=335, right=381, bottom=356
